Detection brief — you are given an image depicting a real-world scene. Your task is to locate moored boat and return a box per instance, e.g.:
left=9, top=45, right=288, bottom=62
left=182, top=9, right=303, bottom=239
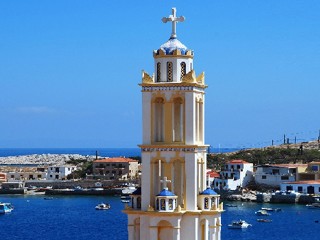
left=95, top=203, right=111, bottom=210
left=257, top=218, right=272, bottom=223
left=0, top=203, right=14, bottom=214
left=228, top=220, right=252, bottom=229
left=255, top=209, right=271, bottom=216
left=306, top=203, right=320, bottom=209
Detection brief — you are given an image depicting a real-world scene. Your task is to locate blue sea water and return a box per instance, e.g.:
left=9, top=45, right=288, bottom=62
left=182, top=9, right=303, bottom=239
left=0, top=147, right=238, bottom=158
left=1, top=195, right=319, bottom=240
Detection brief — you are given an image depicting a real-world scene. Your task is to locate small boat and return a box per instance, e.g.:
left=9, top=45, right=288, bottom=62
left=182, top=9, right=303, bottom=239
left=255, top=210, right=271, bottom=216
left=228, top=220, right=251, bottom=229
left=306, top=203, right=320, bottom=209
left=225, top=204, right=238, bottom=207
left=121, top=199, right=130, bottom=203
left=257, top=219, right=272, bottom=223
left=44, top=197, right=54, bottom=200
left=95, top=203, right=111, bottom=210
left=261, top=207, right=282, bottom=212
left=0, top=203, right=14, bottom=214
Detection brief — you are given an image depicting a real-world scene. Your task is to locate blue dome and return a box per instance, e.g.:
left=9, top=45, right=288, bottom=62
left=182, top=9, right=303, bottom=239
left=157, top=189, right=176, bottom=197
left=159, top=37, right=188, bottom=55
left=200, top=188, right=218, bottom=195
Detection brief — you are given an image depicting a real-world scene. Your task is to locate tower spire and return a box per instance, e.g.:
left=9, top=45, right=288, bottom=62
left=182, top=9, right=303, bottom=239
left=162, top=7, right=185, bottom=39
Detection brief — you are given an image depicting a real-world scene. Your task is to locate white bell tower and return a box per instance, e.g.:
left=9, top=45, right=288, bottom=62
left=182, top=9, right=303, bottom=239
left=124, top=7, right=223, bottom=240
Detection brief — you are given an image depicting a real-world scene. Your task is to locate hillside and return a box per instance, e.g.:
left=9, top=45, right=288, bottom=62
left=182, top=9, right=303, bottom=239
left=207, top=140, right=320, bottom=169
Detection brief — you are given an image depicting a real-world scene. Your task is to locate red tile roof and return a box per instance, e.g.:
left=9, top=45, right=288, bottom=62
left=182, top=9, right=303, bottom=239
left=228, top=159, right=250, bottom=164
left=93, top=158, right=138, bottom=163
left=284, top=180, right=320, bottom=185
left=207, top=171, right=220, bottom=178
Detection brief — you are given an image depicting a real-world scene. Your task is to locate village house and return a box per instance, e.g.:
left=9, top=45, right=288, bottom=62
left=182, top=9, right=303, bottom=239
left=255, top=164, right=307, bottom=187
left=213, top=160, right=253, bottom=190
left=281, top=180, right=320, bottom=194
left=46, top=165, right=77, bottom=180
left=92, top=157, right=139, bottom=180
left=298, top=161, right=320, bottom=181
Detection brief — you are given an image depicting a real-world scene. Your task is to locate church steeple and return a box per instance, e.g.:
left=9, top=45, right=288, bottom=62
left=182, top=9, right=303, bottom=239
left=125, top=8, right=223, bottom=240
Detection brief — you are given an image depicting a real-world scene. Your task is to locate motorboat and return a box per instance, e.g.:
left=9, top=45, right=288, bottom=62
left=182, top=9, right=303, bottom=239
left=261, top=207, right=282, bottom=212
left=228, top=220, right=251, bottom=229
left=255, top=210, right=271, bottom=216
left=257, top=219, right=272, bottom=223
left=0, top=203, right=14, bottom=214
left=306, top=203, right=320, bottom=209
left=95, top=203, right=111, bottom=210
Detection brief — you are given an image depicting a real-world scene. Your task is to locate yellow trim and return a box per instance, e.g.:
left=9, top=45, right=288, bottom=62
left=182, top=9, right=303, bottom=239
left=153, top=54, right=193, bottom=59
left=140, top=82, right=207, bottom=89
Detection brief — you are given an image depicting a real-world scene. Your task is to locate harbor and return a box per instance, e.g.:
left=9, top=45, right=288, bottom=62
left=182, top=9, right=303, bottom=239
left=1, top=195, right=320, bottom=240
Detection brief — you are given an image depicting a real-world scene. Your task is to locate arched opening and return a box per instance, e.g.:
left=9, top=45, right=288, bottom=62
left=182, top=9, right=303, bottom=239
left=133, top=218, right=140, bottom=240
left=180, top=62, right=186, bottom=80
left=173, top=97, right=183, bottom=142
left=153, top=97, right=164, bottom=142
left=158, top=220, right=173, bottom=240
left=167, top=61, right=173, bottom=82
left=152, top=159, right=165, bottom=203
left=157, top=62, right=161, bottom=82
left=173, top=159, right=184, bottom=207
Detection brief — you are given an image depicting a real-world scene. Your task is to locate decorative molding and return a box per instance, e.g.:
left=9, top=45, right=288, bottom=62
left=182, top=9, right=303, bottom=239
left=142, top=71, right=154, bottom=84
left=181, top=70, right=197, bottom=84
left=141, top=85, right=205, bottom=92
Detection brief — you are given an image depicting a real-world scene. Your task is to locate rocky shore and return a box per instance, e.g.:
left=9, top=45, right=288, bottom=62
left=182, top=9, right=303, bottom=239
left=0, top=154, right=95, bottom=166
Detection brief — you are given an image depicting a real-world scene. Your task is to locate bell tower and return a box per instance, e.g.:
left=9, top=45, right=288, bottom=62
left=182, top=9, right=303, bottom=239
left=124, top=8, right=223, bottom=240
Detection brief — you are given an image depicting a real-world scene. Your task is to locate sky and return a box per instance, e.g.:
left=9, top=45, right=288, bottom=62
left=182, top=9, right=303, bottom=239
left=0, top=0, right=319, bottom=149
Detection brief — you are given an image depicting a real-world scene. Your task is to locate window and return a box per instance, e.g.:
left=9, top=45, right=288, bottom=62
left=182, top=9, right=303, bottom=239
left=262, top=175, right=267, bottom=179
left=137, top=197, right=141, bottom=209
left=169, top=199, right=173, bottom=210
left=161, top=199, right=166, bottom=210
left=157, top=62, right=161, bottom=82
left=173, top=97, right=183, bottom=142
left=154, top=98, right=165, bottom=142
left=204, top=198, right=209, bottom=209
left=281, top=176, right=289, bottom=180
left=167, top=62, right=173, bottom=82
left=180, top=62, right=186, bottom=79
left=298, top=186, right=303, bottom=192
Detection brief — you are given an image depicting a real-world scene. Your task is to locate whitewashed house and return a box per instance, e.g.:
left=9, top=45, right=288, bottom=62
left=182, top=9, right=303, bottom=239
left=213, top=160, right=253, bottom=190
left=46, top=165, right=77, bottom=180
left=255, top=164, right=307, bottom=187
left=281, top=180, right=320, bottom=194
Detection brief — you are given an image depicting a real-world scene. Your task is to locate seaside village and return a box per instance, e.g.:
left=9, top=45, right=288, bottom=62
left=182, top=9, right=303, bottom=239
left=1, top=7, right=320, bottom=240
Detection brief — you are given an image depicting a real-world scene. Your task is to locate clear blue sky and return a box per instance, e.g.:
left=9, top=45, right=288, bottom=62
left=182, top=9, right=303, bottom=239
left=1, top=1, right=319, bottom=149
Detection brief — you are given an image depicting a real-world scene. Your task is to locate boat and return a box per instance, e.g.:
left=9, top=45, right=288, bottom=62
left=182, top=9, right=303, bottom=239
left=225, top=204, right=238, bottom=207
left=255, top=210, right=271, bottom=216
left=306, top=203, right=320, bottom=209
left=261, top=207, right=282, bottom=212
left=44, top=197, right=54, bottom=200
left=228, top=220, right=252, bottom=229
left=95, top=203, right=111, bottom=210
left=257, top=219, right=272, bottom=223
left=0, top=203, right=14, bottom=214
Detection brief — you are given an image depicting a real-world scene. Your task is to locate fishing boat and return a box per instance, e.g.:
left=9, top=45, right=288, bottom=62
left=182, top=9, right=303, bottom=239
left=257, top=219, right=272, bottom=223
left=306, top=203, right=320, bottom=209
left=228, top=220, right=252, bottom=229
left=95, top=203, right=111, bottom=210
left=255, top=209, right=271, bottom=216
left=0, top=203, right=14, bottom=213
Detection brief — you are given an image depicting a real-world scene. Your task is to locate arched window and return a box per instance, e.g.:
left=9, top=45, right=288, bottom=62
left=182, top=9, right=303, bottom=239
left=137, top=197, right=141, bottom=209
left=167, top=62, right=173, bottom=82
left=154, top=98, right=164, bottom=142
left=173, top=159, right=184, bottom=207
left=180, top=62, right=186, bottom=80
left=173, top=97, right=183, bottom=142
left=204, top=197, right=209, bottom=209
left=157, top=62, right=161, bottom=82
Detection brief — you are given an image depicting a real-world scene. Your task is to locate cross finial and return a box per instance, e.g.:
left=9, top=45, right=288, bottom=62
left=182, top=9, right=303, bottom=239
left=162, top=7, right=185, bottom=39
left=160, top=176, right=171, bottom=190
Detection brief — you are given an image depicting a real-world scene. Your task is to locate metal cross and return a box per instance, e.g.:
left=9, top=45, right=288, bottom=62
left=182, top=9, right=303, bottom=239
left=162, top=7, right=185, bottom=39
left=160, top=176, right=171, bottom=190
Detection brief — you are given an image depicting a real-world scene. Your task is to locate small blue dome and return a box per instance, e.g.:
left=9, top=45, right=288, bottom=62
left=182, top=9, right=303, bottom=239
left=200, top=188, right=218, bottom=195
left=159, top=37, right=188, bottom=55
left=157, top=188, right=176, bottom=197
left=131, top=187, right=141, bottom=195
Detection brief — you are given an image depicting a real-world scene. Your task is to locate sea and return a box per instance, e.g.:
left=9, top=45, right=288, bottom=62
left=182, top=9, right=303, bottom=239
left=1, top=148, right=319, bottom=240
